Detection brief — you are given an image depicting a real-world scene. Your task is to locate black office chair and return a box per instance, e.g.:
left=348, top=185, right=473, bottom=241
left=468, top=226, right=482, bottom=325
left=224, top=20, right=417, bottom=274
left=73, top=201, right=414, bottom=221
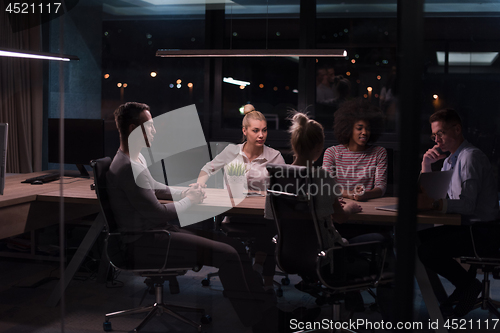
left=459, top=225, right=500, bottom=318
left=91, top=158, right=210, bottom=332
left=266, top=164, right=393, bottom=329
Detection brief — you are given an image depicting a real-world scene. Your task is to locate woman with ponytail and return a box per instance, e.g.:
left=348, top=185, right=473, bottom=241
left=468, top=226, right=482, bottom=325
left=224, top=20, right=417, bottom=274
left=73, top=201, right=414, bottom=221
left=267, top=112, right=362, bottom=228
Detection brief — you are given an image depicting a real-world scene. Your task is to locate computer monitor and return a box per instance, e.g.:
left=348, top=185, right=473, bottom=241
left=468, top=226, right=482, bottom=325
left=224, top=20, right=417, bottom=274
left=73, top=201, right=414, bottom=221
left=48, top=118, right=105, bottom=177
left=0, top=123, right=8, bottom=195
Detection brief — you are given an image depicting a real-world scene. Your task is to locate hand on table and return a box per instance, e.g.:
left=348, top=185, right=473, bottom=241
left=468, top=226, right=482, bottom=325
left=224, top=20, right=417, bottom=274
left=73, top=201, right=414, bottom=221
left=344, top=201, right=363, bottom=215
left=184, top=183, right=206, bottom=204
left=350, top=184, right=366, bottom=201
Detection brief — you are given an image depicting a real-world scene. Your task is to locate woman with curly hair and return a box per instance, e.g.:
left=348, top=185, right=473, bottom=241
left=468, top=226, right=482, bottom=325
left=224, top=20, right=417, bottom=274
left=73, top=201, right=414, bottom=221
left=322, top=98, right=388, bottom=201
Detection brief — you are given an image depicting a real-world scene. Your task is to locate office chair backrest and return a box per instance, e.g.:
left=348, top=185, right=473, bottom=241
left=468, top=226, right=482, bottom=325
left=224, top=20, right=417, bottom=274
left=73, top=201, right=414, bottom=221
left=91, top=157, right=130, bottom=268
left=267, top=164, right=384, bottom=286
left=266, top=164, right=320, bottom=278
left=91, top=157, right=116, bottom=233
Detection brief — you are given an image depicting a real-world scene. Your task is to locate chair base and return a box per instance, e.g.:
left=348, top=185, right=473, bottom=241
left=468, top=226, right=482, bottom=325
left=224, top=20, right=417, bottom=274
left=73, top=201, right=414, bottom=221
left=473, top=297, right=500, bottom=318
left=104, top=281, right=208, bottom=332
left=105, top=302, right=206, bottom=332
left=471, top=271, right=500, bottom=318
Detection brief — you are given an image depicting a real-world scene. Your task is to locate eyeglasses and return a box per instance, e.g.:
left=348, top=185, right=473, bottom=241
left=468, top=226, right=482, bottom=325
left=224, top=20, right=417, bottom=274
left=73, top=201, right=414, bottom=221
left=430, top=130, right=445, bottom=142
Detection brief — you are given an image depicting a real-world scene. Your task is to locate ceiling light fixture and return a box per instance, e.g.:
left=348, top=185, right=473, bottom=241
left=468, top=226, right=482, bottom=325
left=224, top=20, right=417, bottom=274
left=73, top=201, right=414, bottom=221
left=0, top=48, right=79, bottom=61
left=436, top=51, right=499, bottom=66
left=157, top=49, right=347, bottom=58
left=223, top=77, right=250, bottom=86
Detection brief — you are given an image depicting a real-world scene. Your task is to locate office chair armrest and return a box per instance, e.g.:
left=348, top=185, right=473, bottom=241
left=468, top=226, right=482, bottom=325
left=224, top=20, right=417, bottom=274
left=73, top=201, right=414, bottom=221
left=109, top=229, right=171, bottom=236
left=324, top=240, right=388, bottom=250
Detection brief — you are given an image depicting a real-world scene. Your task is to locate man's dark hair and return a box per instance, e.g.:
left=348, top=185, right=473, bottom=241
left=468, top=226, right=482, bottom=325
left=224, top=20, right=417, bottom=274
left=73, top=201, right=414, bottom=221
left=429, top=108, right=462, bottom=127
left=333, top=98, right=385, bottom=145
left=114, top=102, right=150, bottom=139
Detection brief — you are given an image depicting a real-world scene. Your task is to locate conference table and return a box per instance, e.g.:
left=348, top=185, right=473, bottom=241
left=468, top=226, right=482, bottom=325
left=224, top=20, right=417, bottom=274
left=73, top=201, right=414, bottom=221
left=1, top=176, right=458, bottom=330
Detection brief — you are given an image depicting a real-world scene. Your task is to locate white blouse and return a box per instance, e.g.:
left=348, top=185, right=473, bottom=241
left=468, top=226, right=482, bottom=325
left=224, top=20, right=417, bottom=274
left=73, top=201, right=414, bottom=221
left=201, top=143, right=285, bottom=191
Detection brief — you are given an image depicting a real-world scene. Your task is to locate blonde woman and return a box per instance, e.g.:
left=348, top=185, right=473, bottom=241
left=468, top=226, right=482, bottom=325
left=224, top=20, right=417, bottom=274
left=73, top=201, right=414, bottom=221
left=197, top=104, right=285, bottom=289
left=197, top=104, right=284, bottom=191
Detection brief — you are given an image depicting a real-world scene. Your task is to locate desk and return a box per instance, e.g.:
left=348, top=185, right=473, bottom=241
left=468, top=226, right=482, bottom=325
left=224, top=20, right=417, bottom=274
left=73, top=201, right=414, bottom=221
left=0, top=172, right=100, bottom=307
left=1, top=172, right=98, bottom=242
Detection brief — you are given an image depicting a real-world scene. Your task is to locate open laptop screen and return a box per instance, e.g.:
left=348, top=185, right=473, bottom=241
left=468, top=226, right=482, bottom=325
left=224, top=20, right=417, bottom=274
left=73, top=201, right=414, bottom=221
left=376, top=170, right=453, bottom=212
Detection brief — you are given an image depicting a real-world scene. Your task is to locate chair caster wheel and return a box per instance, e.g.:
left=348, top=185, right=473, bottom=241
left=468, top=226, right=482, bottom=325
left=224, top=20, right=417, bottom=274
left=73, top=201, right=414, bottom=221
left=201, top=278, right=210, bottom=286
left=281, top=277, right=290, bottom=286
left=201, top=314, right=212, bottom=324
left=276, top=289, right=283, bottom=297
left=103, top=321, right=112, bottom=331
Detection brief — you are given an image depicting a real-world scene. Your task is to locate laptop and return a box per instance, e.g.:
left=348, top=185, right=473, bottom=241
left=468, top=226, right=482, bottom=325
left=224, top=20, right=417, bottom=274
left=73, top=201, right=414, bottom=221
left=376, top=169, right=454, bottom=212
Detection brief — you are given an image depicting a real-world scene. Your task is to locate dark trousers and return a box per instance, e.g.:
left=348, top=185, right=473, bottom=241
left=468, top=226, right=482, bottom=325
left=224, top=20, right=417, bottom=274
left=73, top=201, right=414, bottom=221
left=128, top=228, right=276, bottom=327
left=224, top=216, right=278, bottom=276
left=418, top=222, right=500, bottom=288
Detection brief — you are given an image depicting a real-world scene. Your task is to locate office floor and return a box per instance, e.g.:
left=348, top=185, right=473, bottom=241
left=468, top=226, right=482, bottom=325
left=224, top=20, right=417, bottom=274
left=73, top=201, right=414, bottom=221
left=0, top=256, right=499, bottom=333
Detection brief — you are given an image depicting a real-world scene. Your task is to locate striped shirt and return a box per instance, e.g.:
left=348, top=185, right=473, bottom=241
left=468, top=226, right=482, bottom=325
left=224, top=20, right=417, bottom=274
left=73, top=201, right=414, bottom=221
left=322, top=145, right=388, bottom=195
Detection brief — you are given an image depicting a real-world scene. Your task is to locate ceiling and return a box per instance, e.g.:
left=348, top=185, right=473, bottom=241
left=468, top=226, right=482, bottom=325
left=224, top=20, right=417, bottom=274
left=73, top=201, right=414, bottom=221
left=100, top=0, right=500, bottom=19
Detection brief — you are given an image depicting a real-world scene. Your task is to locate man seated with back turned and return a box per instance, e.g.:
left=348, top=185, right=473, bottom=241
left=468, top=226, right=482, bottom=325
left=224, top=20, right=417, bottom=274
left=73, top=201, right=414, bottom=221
left=417, top=108, right=500, bottom=317
left=106, top=102, right=316, bottom=333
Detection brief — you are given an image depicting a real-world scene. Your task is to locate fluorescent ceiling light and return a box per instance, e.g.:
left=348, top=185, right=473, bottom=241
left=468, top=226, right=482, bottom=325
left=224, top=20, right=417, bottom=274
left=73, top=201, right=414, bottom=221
left=0, top=48, right=79, bottom=61
left=143, top=0, right=234, bottom=4
left=436, top=51, right=498, bottom=66
left=157, top=49, right=347, bottom=58
left=223, top=77, right=250, bottom=86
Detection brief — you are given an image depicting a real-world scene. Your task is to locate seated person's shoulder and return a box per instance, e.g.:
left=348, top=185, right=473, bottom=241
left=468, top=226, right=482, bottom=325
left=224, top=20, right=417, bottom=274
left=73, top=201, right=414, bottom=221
left=371, top=145, right=387, bottom=154
left=109, top=153, right=132, bottom=177
left=108, top=153, right=139, bottom=188
left=463, top=146, right=491, bottom=166
left=264, top=145, right=284, bottom=159
left=324, top=145, right=341, bottom=155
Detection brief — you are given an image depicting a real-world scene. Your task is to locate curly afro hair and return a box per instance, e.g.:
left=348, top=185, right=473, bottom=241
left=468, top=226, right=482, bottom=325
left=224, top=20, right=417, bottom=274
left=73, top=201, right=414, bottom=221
left=333, top=98, right=385, bottom=145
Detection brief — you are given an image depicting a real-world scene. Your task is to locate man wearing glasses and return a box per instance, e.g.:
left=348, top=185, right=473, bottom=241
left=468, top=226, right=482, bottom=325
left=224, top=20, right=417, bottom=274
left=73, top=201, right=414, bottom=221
left=417, top=108, right=499, bottom=318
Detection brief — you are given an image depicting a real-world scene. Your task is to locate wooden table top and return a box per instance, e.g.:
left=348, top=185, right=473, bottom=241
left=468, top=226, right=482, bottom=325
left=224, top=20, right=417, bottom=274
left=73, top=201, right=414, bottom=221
left=167, top=188, right=461, bottom=225
left=2, top=174, right=460, bottom=226
left=1, top=172, right=97, bottom=208
left=344, top=196, right=461, bottom=225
